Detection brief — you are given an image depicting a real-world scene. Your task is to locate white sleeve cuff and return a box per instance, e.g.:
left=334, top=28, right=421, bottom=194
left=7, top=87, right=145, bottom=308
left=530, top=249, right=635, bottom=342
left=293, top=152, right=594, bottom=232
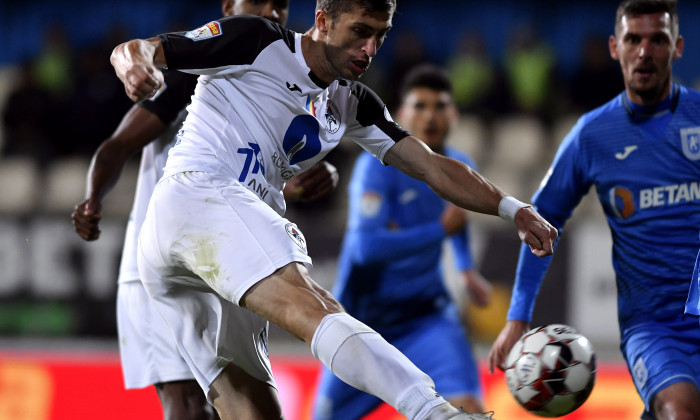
left=498, top=196, right=532, bottom=222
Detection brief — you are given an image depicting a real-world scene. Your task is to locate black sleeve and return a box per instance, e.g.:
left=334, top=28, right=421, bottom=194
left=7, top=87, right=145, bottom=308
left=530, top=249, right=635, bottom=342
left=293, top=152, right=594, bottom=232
left=158, top=15, right=295, bottom=70
left=137, top=69, right=199, bottom=124
left=346, top=80, right=410, bottom=142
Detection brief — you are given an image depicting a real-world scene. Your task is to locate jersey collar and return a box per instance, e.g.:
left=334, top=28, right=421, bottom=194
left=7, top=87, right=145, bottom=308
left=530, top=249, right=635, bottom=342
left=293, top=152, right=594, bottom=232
left=622, top=84, right=680, bottom=118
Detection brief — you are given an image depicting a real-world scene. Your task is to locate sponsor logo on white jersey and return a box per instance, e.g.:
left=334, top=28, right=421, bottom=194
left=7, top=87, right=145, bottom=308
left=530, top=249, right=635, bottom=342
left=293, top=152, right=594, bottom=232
left=681, top=127, right=700, bottom=161
left=185, top=21, right=222, bottom=41
left=614, top=145, right=638, bottom=160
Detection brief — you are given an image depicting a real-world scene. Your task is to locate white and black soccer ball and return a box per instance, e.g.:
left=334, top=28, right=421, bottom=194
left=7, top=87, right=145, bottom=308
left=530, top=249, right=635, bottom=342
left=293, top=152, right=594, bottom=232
left=504, top=324, right=596, bottom=417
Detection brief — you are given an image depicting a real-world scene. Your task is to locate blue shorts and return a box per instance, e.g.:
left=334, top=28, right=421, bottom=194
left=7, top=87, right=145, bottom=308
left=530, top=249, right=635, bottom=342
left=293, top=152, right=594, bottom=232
left=621, top=314, right=700, bottom=417
left=312, top=305, right=481, bottom=420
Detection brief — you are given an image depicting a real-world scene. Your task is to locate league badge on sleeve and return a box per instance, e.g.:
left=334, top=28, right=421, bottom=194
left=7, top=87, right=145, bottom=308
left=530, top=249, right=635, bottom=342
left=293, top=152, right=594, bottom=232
left=185, top=21, right=223, bottom=41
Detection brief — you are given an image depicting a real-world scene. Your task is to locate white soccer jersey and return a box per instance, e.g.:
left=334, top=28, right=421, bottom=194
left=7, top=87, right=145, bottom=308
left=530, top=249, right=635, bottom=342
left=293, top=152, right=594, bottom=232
left=160, top=16, right=409, bottom=216
left=118, top=70, right=197, bottom=283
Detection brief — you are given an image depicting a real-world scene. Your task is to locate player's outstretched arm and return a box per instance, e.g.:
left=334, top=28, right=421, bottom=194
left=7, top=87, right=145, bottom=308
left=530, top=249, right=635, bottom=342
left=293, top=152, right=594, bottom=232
left=283, top=161, right=339, bottom=203
left=384, top=136, right=557, bottom=256
left=111, top=37, right=166, bottom=103
left=488, top=320, right=530, bottom=373
left=72, top=106, right=167, bottom=241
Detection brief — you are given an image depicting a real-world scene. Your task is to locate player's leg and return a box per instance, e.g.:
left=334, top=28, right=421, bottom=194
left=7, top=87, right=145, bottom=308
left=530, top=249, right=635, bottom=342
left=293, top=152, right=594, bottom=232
left=139, top=172, right=477, bottom=420
left=621, top=316, right=700, bottom=420
left=156, top=380, right=217, bottom=420
left=208, top=362, right=282, bottom=420
left=117, top=281, right=213, bottom=420
left=241, top=262, right=465, bottom=420
left=313, top=366, right=383, bottom=420
left=651, top=382, right=700, bottom=420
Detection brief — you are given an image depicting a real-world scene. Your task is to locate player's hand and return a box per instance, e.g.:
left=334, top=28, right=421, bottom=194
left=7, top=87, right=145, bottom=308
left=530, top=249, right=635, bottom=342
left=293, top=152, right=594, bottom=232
left=463, top=269, right=492, bottom=307
left=72, top=199, right=103, bottom=241
left=122, top=63, right=164, bottom=102
left=440, top=205, right=467, bottom=235
left=111, top=40, right=164, bottom=102
left=284, top=161, right=339, bottom=203
left=488, top=320, right=530, bottom=374
left=513, top=206, right=557, bottom=257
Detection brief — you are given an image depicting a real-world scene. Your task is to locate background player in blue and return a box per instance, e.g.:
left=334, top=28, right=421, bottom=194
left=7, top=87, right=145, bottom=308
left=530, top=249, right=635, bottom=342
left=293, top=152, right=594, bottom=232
left=72, top=1, right=338, bottom=419
left=488, top=1, right=700, bottom=419
left=112, top=0, right=558, bottom=418
left=313, top=64, right=493, bottom=419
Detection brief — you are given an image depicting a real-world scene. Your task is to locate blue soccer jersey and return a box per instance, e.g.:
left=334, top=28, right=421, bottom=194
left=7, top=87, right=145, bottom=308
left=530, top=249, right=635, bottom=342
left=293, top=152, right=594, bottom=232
left=507, top=85, right=700, bottom=412
left=333, top=146, right=476, bottom=333
left=509, top=85, right=700, bottom=330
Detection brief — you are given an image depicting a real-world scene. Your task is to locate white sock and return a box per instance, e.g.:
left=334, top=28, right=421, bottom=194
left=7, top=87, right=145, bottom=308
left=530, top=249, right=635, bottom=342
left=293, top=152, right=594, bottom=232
left=311, top=313, right=450, bottom=419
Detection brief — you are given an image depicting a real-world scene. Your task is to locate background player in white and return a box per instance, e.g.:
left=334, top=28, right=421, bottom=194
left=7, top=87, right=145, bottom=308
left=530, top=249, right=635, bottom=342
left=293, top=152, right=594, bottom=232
left=111, top=0, right=557, bottom=418
left=72, top=1, right=338, bottom=419
left=488, top=1, right=700, bottom=419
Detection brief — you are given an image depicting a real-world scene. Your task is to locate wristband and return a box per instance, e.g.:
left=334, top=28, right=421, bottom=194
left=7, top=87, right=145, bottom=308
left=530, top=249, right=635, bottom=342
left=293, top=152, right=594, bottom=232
left=498, top=196, right=531, bottom=222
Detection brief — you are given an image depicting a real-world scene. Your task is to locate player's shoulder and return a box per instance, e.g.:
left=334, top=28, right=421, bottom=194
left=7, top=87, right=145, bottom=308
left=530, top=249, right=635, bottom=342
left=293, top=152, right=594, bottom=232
left=678, top=84, right=700, bottom=105
left=191, top=15, right=295, bottom=52
left=228, top=15, right=294, bottom=46
left=570, top=92, right=627, bottom=139
left=334, top=79, right=378, bottom=101
left=333, top=79, right=391, bottom=123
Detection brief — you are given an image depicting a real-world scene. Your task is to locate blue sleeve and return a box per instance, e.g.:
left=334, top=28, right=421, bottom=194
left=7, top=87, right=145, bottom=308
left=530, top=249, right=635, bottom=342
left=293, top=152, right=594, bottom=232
left=345, top=153, right=446, bottom=264
left=507, top=119, right=593, bottom=321
left=450, top=226, right=475, bottom=271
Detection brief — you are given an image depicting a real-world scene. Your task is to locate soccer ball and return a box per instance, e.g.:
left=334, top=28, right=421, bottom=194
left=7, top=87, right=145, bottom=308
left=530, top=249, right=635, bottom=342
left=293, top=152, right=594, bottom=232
left=504, top=324, right=596, bottom=417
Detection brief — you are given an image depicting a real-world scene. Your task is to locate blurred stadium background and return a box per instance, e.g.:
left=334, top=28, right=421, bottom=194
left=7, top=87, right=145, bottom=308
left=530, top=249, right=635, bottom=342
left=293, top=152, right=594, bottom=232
left=2, top=0, right=699, bottom=418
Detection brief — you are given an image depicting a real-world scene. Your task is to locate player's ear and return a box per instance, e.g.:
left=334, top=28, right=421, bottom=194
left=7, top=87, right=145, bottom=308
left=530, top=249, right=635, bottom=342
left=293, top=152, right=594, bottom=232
left=221, top=0, right=233, bottom=16
left=315, top=9, right=330, bottom=34
left=608, top=34, right=619, bottom=60
left=673, top=35, right=684, bottom=60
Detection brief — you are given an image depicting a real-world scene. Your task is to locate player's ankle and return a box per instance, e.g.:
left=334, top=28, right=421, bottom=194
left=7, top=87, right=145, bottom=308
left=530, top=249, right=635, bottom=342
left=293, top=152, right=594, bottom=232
left=420, top=401, right=460, bottom=420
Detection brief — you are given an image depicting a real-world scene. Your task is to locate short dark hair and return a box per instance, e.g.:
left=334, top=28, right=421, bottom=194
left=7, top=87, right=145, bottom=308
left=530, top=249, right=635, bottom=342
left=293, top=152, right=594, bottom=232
left=615, top=0, right=679, bottom=37
left=315, top=0, right=396, bottom=20
left=399, top=64, right=453, bottom=102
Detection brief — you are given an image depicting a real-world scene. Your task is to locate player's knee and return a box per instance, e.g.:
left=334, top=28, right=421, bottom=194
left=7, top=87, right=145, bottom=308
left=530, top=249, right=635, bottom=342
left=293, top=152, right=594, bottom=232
left=654, top=397, right=700, bottom=420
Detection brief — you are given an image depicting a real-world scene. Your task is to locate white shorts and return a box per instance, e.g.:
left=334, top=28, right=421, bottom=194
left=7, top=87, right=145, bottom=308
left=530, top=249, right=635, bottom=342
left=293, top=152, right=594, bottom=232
left=137, top=171, right=312, bottom=394
left=117, top=280, right=194, bottom=389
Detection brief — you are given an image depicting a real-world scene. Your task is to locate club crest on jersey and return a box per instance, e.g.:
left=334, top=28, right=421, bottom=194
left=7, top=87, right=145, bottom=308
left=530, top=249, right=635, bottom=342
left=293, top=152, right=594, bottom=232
left=680, top=127, right=700, bottom=160
left=325, top=100, right=341, bottom=134
left=185, top=21, right=222, bottom=41
left=285, top=223, right=307, bottom=253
